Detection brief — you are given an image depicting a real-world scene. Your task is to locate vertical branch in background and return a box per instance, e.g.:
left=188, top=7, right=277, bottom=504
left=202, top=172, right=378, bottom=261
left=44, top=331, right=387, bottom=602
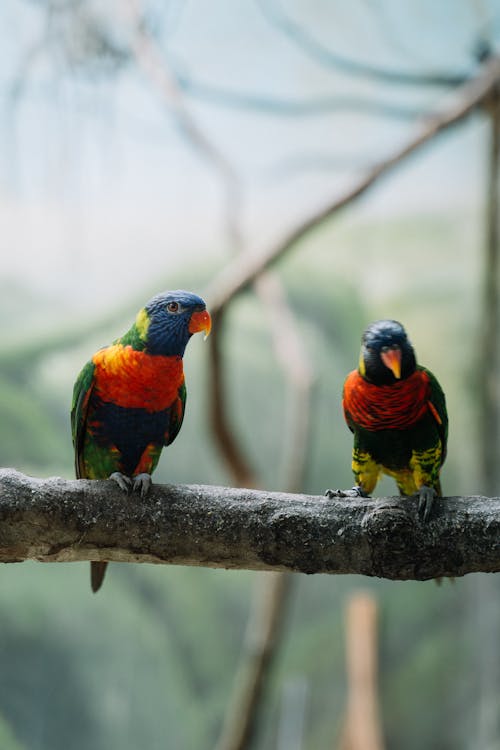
left=474, top=87, right=500, bottom=750
left=208, top=307, right=257, bottom=488
left=338, top=593, right=385, bottom=750
left=207, top=268, right=316, bottom=491
left=122, top=0, right=243, bottom=253
left=213, top=277, right=314, bottom=750
left=214, top=573, right=291, bottom=750
left=479, top=88, right=500, bottom=495
left=253, top=272, right=314, bottom=494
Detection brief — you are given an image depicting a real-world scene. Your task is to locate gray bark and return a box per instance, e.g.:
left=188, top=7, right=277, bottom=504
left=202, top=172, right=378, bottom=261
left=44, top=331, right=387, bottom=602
left=0, top=468, right=499, bottom=580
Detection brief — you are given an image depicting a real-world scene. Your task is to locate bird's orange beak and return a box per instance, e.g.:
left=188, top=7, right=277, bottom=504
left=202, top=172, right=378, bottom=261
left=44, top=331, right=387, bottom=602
left=381, top=347, right=401, bottom=379
left=189, top=309, right=212, bottom=340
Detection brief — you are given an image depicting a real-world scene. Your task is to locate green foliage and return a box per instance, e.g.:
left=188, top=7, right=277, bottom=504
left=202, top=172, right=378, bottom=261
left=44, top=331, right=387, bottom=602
left=0, top=715, right=25, bottom=750
left=0, top=378, right=68, bottom=469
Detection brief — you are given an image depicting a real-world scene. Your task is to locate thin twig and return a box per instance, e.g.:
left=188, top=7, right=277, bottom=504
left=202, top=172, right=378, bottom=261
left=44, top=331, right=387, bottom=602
left=175, top=72, right=434, bottom=120
left=207, top=307, right=257, bottom=487
left=256, top=0, right=469, bottom=88
left=122, top=0, right=243, bottom=253
left=214, top=572, right=291, bottom=750
left=479, top=89, right=500, bottom=495
left=253, top=273, right=314, bottom=494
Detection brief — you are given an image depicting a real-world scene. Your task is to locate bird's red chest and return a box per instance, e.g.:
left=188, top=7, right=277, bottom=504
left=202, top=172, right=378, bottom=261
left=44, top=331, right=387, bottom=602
left=92, top=345, right=184, bottom=412
left=343, top=369, right=431, bottom=431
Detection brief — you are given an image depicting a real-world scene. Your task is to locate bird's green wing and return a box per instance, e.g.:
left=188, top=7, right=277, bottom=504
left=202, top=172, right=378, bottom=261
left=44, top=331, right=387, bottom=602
left=421, top=366, right=448, bottom=464
left=165, top=380, right=187, bottom=446
left=71, top=359, right=96, bottom=478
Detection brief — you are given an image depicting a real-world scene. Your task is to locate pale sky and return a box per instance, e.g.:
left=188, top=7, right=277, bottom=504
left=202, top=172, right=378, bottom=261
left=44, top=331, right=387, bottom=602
left=0, top=0, right=499, bottom=308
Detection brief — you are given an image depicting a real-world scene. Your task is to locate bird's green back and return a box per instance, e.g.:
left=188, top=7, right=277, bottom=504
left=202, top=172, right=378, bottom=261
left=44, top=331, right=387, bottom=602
left=71, top=359, right=96, bottom=479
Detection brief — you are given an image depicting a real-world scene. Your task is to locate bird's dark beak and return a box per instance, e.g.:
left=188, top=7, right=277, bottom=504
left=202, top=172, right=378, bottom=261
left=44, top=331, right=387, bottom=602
left=189, top=309, right=212, bottom=340
left=381, top=347, right=401, bottom=379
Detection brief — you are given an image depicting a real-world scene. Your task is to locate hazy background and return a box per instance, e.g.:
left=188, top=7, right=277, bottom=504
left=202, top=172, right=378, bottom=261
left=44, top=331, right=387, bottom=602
left=1, top=1, right=500, bottom=749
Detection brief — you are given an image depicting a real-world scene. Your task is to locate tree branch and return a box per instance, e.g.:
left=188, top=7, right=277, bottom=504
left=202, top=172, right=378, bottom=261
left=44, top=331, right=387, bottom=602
left=214, top=571, right=292, bottom=750
left=206, top=55, right=500, bottom=313
left=175, top=71, right=433, bottom=120
left=1, top=469, right=500, bottom=580
left=207, top=308, right=258, bottom=488
left=122, top=0, right=243, bottom=253
left=253, top=272, right=314, bottom=494
left=255, top=0, right=469, bottom=88
left=479, top=89, right=500, bottom=494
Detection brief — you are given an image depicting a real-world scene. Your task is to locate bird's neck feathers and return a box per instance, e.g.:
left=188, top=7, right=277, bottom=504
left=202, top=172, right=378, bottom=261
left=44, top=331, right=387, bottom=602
left=117, top=309, right=149, bottom=352
left=118, top=308, right=189, bottom=357
left=345, top=368, right=431, bottom=431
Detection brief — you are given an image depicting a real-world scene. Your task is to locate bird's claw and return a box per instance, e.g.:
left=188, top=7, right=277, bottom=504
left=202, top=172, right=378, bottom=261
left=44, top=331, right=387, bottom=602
left=133, top=473, right=153, bottom=498
left=109, top=472, right=133, bottom=493
left=324, top=485, right=369, bottom=499
left=108, top=472, right=152, bottom=498
left=415, top=485, right=437, bottom=522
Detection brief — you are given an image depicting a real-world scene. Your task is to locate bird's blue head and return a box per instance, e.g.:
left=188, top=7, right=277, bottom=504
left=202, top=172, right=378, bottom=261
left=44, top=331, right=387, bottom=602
left=136, top=290, right=211, bottom=357
left=359, top=319, right=416, bottom=384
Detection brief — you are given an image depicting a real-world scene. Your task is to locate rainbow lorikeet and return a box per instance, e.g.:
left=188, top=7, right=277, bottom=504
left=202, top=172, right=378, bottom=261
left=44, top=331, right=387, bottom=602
left=71, top=290, right=211, bottom=592
left=326, top=320, right=447, bottom=521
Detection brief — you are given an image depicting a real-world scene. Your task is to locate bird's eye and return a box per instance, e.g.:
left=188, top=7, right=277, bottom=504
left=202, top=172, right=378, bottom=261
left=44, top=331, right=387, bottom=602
left=381, top=345, right=389, bottom=353
left=167, top=301, right=179, bottom=313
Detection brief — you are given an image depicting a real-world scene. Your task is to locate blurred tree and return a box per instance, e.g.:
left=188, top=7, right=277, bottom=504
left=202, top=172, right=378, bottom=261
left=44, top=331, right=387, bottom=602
left=338, top=593, right=384, bottom=750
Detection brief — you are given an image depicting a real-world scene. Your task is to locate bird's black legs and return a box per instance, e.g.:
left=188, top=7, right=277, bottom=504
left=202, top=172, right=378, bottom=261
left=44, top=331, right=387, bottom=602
left=415, top=485, right=437, bottom=523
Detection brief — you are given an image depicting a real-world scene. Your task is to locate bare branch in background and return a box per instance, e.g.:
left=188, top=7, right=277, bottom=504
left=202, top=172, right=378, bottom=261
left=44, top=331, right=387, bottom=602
left=206, top=55, right=500, bottom=312
left=212, top=272, right=313, bottom=750
left=214, top=572, right=291, bottom=750
left=6, top=7, right=440, bottom=125
left=255, top=0, right=469, bottom=88
left=262, top=152, right=374, bottom=180
left=9, top=0, right=129, bottom=96
left=207, top=307, right=258, bottom=488
left=479, top=89, right=500, bottom=495
left=121, top=0, right=243, bottom=253
left=338, top=593, right=385, bottom=750
left=175, top=71, right=432, bottom=120
left=474, top=79, right=500, bottom=750
left=7, top=1, right=443, bottom=126
left=253, top=273, right=314, bottom=494
left=9, top=29, right=51, bottom=102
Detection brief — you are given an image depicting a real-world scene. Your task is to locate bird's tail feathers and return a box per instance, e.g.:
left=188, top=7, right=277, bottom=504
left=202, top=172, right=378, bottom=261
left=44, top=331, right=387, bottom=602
left=91, top=561, right=108, bottom=593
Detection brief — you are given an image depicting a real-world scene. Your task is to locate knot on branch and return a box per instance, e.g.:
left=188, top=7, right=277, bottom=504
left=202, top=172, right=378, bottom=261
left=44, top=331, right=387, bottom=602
left=361, top=499, right=420, bottom=578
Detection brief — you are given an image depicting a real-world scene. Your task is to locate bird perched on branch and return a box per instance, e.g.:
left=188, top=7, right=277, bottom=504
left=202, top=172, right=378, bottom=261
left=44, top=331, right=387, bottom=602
left=71, top=290, right=211, bottom=592
left=326, top=320, right=447, bottom=521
